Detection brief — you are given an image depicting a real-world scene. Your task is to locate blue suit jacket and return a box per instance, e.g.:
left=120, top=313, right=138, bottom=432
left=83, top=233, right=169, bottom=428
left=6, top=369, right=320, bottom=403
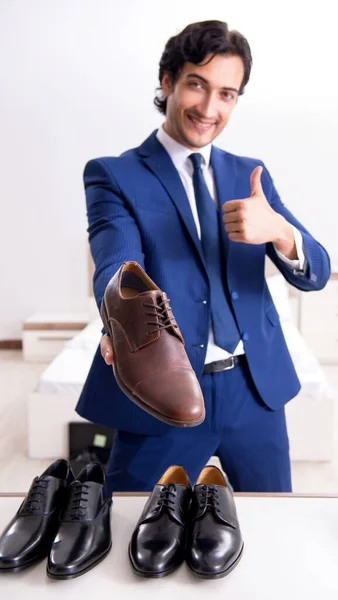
left=76, top=131, right=331, bottom=434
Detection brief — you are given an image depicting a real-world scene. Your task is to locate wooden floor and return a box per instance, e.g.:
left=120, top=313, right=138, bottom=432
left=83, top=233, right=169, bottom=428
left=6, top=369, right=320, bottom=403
left=1, top=350, right=338, bottom=494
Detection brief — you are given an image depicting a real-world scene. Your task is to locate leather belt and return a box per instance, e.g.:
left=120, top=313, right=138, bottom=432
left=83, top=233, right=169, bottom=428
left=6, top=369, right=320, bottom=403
left=203, top=355, right=242, bottom=374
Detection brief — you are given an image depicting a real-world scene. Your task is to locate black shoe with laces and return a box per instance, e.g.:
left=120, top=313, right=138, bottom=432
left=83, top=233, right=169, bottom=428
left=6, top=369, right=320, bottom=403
left=47, top=462, right=112, bottom=579
left=128, top=465, right=191, bottom=578
left=0, top=459, right=74, bottom=572
left=186, top=465, right=244, bottom=579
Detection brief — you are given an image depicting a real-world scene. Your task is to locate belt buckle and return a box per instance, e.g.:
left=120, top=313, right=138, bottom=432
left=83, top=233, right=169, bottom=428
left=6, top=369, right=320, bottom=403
left=222, top=357, right=235, bottom=371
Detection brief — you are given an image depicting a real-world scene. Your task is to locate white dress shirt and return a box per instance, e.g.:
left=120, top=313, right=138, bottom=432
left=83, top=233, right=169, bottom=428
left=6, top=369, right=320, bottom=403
left=156, top=126, right=305, bottom=364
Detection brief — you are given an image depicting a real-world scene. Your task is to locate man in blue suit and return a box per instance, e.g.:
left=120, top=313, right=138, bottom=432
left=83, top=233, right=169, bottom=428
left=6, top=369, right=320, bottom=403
left=76, top=20, right=330, bottom=494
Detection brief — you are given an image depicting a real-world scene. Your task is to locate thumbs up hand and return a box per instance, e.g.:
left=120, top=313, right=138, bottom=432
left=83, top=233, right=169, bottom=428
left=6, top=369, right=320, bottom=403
left=222, top=166, right=297, bottom=257
left=249, top=165, right=265, bottom=198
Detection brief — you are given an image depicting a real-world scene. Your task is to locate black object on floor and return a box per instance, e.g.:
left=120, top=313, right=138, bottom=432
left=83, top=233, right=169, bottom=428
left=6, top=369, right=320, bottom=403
left=0, top=459, right=74, bottom=572
left=68, top=422, right=115, bottom=476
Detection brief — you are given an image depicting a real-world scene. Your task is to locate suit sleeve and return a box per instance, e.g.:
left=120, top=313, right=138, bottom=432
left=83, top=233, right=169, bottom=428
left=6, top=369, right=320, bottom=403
left=262, top=163, right=331, bottom=291
left=84, top=158, right=145, bottom=311
left=273, top=225, right=305, bottom=271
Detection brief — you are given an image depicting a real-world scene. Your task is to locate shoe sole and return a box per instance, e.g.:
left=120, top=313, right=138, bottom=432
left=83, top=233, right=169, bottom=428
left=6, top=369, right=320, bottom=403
left=0, top=554, right=47, bottom=573
left=187, top=543, right=244, bottom=579
left=128, top=542, right=183, bottom=578
left=101, top=299, right=204, bottom=428
left=46, top=543, right=112, bottom=580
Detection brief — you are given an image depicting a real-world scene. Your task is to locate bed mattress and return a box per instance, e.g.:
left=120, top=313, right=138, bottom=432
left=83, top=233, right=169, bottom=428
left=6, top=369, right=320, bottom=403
left=35, top=318, right=102, bottom=395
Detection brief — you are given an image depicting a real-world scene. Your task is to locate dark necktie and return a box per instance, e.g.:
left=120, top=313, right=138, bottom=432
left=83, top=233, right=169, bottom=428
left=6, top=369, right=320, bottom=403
left=189, top=153, right=240, bottom=354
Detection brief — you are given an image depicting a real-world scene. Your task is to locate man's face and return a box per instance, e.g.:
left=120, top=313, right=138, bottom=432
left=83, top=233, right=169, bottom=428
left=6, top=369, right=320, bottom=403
left=162, top=53, right=244, bottom=150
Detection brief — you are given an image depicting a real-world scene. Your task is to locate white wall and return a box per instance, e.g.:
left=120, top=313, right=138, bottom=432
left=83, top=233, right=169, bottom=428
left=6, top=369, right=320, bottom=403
left=1, top=0, right=337, bottom=338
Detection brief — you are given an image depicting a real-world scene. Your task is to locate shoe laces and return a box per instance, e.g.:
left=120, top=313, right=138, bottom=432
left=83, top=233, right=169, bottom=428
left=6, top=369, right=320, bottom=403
left=69, top=483, right=90, bottom=520
left=199, top=485, right=220, bottom=512
left=157, top=484, right=176, bottom=511
left=142, top=298, right=178, bottom=335
left=23, top=477, right=49, bottom=514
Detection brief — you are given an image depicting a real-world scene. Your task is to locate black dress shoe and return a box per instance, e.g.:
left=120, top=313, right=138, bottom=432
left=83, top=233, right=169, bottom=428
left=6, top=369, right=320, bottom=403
left=129, top=465, right=191, bottom=578
left=0, top=459, right=74, bottom=572
left=47, top=462, right=112, bottom=579
left=186, top=465, right=244, bottom=579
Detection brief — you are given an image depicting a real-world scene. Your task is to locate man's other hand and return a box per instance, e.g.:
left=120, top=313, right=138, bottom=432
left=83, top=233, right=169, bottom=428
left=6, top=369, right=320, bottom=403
left=100, top=334, right=114, bottom=365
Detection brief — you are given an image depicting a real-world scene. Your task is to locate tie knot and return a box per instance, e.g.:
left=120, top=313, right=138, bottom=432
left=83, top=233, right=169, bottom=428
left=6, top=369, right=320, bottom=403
left=189, top=153, right=203, bottom=171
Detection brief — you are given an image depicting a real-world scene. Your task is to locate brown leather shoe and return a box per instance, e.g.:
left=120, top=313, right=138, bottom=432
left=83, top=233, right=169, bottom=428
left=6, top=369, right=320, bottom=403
left=100, top=261, right=205, bottom=427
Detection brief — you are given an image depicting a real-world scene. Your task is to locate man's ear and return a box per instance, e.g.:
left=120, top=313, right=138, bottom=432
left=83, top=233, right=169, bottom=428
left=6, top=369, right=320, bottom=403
left=161, top=71, right=173, bottom=97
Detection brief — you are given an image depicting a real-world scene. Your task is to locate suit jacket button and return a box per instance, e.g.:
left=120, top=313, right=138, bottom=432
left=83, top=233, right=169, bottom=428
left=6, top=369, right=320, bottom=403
left=199, top=344, right=205, bottom=348
left=231, top=291, right=239, bottom=300
left=242, top=332, right=249, bottom=341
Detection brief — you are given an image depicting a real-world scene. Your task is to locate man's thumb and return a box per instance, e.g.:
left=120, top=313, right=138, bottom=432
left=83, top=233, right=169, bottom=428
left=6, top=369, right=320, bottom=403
left=100, top=334, right=114, bottom=365
left=250, top=166, right=263, bottom=197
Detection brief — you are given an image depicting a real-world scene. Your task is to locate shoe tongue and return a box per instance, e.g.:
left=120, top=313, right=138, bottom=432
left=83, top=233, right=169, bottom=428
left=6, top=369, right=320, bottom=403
left=64, top=480, right=103, bottom=521
left=33, top=474, right=62, bottom=489
left=72, top=479, right=102, bottom=493
left=77, top=463, right=104, bottom=485
left=38, top=475, right=66, bottom=496
left=82, top=480, right=102, bottom=492
left=40, top=459, right=69, bottom=480
left=137, top=290, right=166, bottom=303
left=20, top=475, right=61, bottom=515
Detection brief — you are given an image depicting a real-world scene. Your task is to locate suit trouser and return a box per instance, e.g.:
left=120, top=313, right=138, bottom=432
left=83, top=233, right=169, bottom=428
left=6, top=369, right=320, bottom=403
left=104, top=357, right=292, bottom=495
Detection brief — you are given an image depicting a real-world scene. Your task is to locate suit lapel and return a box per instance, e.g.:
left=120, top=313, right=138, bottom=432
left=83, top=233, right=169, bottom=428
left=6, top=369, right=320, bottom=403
left=138, top=132, right=206, bottom=271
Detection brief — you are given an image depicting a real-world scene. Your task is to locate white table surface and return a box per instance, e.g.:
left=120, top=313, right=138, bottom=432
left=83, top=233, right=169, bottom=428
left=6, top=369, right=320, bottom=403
left=0, top=494, right=338, bottom=599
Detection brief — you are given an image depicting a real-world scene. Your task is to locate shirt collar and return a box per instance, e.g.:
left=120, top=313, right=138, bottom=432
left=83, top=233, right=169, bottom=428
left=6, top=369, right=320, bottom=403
left=156, top=125, right=212, bottom=171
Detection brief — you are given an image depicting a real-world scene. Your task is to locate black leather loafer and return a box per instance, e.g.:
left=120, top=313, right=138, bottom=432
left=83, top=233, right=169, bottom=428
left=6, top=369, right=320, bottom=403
left=186, top=465, right=244, bottom=579
left=129, top=465, right=191, bottom=578
left=47, top=462, right=112, bottom=579
left=0, top=459, right=74, bottom=572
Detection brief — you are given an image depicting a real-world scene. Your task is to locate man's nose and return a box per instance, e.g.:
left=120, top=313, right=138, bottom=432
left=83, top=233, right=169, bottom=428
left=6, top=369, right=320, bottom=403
left=196, top=93, right=218, bottom=121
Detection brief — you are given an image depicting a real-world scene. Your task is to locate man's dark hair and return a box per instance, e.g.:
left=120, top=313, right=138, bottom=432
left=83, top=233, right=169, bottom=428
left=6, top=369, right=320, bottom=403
left=154, top=20, right=252, bottom=115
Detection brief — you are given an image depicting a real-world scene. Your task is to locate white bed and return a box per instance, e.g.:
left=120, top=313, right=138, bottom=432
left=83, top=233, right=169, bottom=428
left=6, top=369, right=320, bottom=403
left=35, top=319, right=103, bottom=396
left=27, top=272, right=334, bottom=462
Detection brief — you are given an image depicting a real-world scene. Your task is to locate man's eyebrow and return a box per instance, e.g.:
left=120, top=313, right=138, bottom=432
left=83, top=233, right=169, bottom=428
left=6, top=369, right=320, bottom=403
left=186, top=73, right=239, bottom=94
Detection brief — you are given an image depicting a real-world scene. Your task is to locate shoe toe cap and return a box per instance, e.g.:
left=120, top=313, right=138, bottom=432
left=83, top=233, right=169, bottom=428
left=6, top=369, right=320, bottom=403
left=135, top=368, right=205, bottom=424
left=130, top=533, right=183, bottom=576
left=0, top=531, right=44, bottom=570
left=188, top=533, right=243, bottom=576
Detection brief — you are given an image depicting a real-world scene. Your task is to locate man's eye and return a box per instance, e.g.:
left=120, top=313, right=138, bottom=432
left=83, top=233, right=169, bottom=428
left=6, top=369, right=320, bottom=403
left=223, top=92, right=235, bottom=101
left=189, top=81, right=202, bottom=89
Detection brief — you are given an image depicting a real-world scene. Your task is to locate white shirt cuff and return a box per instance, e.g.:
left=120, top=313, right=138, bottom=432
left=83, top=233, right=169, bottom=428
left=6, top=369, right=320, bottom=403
left=274, top=225, right=306, bottom=272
